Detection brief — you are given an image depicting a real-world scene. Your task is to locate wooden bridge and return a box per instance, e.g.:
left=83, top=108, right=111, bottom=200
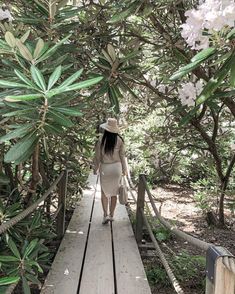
left=41, top=174, right=151, bottom=294
left=1, top=170, right=235, bottom=294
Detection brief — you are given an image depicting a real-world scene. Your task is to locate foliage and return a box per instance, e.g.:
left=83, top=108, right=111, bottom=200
left=146, top=250, right=206, bottom=291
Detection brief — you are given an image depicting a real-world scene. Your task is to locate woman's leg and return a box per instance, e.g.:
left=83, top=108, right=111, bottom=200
left=110, top=196, right=117, bottom=217
left=101, top=190, right=108, bottom=217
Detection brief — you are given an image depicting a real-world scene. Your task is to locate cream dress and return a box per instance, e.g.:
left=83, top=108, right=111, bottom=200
left=93, top=136, right=127, bottom=197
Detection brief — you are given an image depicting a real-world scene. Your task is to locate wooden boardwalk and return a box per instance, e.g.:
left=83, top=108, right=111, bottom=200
left=41, top=174, right=151, bottom=294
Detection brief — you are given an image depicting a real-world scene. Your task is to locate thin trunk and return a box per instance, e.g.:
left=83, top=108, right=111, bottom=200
left=24, top=144, right=41, bottom=206
left=218, top=153, right=235, bottom=225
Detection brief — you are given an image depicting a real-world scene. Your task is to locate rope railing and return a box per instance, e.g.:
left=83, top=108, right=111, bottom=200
left=141, top=175, right=211, bottom=251
left=2, top=170, right=68, bottom=294
left=141, top=208, right=185, bottom=294
left=129, top=172, right=235, bottom=294
left=0, top=170, right=67, bottom=235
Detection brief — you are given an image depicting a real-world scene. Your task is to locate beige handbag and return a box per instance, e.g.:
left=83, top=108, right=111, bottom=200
left=119, top=176, right=128, bottom=205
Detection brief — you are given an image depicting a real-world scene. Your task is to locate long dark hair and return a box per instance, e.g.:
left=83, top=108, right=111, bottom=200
left=101, top=130, right=123, bottom=155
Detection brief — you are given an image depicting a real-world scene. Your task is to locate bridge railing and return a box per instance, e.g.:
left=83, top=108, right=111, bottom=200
left=129, top=173, right=235, bottom=294
left=0, top=170, right=68, bottom=294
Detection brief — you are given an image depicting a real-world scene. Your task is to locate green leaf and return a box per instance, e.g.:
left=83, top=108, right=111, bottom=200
left=59, top=69, right=83, bottom=88
left=0, top=124, right=33, bottom=143
left=63, top=76, right=103, bottom=92
left=191, top=47, right=216, bottom=63
left=0, top=256, right=20, bottom=262
left=0, top=276, right=20, bottom=286
left=2, top=108, right=36, bottom=118
left=31, top=65, right=46, bottom=91
left=196, top=54, right=235, bottom=105
left=36, top=34, right=71, bottom=64
left=0, top=80, right=30, bottom=89
left=8, top=238, right=21, bottom=259
left=4, top=132, right=38, bottom=163
left=33, top=38, right=45, bottom=59
left=170, top=60, right=204, bottom=81
left=20, top=30, right=31, bottom=43
left=5, top=31, right=16, bottom=48
left=230, top=57, right=235, bottom=87
left=48, top=65, right=62, bottom=90
left=109, top=3, right=138, bottom=23
left=52, top=107, right=83, bottom=116
left=48, top=110, right=74, bottom=127
left=23, top=239, right=38, bottom=259
left=14, top=69, right=37, bottom=89
left=5, top=94, right=44, bottom=102
left=22, top=276, right=31, bottom=294
left=179, top=107, right=198, bottom=126
left=16, top=39, right=33, bottom=61
left=25, top=274, right=40, bottom=285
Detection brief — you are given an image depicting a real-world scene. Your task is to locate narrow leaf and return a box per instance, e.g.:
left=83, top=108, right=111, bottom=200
left=48, top=110, right=74, bottom=127
left=8, top=238, right=21, bottom=259
left=52, top=107, right=83, bottom=116
left=16, top=39, right=33, bottom=61
left=14, top=69, right=37, bottom=88
left=47, top=65, right=62, bottom=90
left=4, top=132, right=38, bottom=163
left=0, top=276, right=20, bottom=286
left=0, top=124, right=33, bottom=143
left=5, top=31, right=16, bottom=48
left=20, top=30, right=31, bottom=43
left=196, top=55, right=234, bottom=105
left=63, top=76, right=103, bottom=92
left=33, top=38, right=45, bottom=59
left=5, top=94, right=44, bottom=102
left=23, top=239, right=38, bottom=259
left=191, top=47, right=216, bottom=63
left=31, top=65, right=46, bottom=91
left=59, top=69, right=83, bottom=88
left=36, top=34, right=71, bottom=64
left=22, top=276, right=31, bottom=294
left=0, top=80, right=30, bottom=89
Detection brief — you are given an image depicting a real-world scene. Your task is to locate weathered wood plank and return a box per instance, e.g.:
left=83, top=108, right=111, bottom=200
left=41, top=174, right=97, bottom=294
left=112, top=203, right=152, bottom=294
left=79, top=182, right=115, bottom=294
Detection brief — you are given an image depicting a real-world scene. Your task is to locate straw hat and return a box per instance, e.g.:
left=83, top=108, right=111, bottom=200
left=100, top=118, right=120, bottom=133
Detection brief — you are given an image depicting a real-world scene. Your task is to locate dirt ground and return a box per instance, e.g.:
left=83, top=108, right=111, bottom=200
left=132, top=184, right=235, bottom=294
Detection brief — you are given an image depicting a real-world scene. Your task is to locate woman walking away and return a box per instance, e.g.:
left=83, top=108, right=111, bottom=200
left=93, top=118, right=127, bottom=224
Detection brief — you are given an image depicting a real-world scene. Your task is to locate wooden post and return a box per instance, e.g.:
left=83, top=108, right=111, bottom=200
left=206, top=246, right=235, bottom=294
left=214, top=257, right=235, bottom=294
left=135, top=174, right=145, bottom=244
left=56, top=170, right=68, bottom=238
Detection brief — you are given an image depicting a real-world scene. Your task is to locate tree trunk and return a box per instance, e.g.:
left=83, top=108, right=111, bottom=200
left=24, top=144, right=41, bottom=206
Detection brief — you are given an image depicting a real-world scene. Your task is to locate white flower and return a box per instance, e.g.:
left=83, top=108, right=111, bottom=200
left=157, top=84, right=166, bottom=93
left=0, top=8, right=13, bottom=21
left=231, top=142, right=235, bottom=151
left=181, top=0, right=235, bottom=50
left=178, top=80, right=205, bottom=107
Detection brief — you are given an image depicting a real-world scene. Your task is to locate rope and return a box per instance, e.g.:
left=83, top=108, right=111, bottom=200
left=140, top=175, right=210, bottom=251
left=5, top=283, right=17, bottom=294
left=0, top=171, right=64, bottom=235
left=141, top=208, right=185, bottom=294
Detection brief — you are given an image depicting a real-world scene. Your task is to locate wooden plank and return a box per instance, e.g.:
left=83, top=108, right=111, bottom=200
left=214, top=257, right=235, bottom=294
left=112, top=203, right=152, bottom=294
left=79, top=181, right=115, bottom=294
left=41, top=174, right=97, bottom=294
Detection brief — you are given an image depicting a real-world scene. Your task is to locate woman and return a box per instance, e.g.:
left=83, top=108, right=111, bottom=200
left=93, top=118, right=127, bottom=224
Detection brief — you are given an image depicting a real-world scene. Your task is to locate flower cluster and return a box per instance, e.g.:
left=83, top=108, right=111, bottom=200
left=0, top=8, right=13, bottom=21
left=181, top=0, right=235, bottom=50
left=178, top=80, right=204, bottom=107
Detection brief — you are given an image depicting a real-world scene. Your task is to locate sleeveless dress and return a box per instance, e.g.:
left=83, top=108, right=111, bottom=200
left=93, top=136, right=127, bottom=197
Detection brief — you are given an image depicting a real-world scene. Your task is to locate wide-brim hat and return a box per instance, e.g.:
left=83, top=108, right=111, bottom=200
left=100, top=118, right=120, bottom=133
